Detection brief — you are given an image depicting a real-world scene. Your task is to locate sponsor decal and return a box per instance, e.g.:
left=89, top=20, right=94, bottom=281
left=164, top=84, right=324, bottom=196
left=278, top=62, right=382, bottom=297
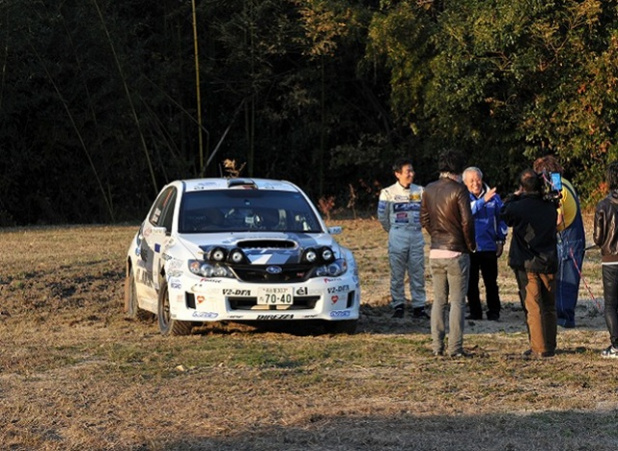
left=196, top=295, right=206, bottom=304
left=169, top=278, right=182, bottom=290
left=330, top=310, right=351, bottom=318
left=323, top=278, right=343, bottom=283
left=256, top=314, right=294, bottom=320
left=327, top=285, right=350, bottom=294
left=331, top=295, right=339, bottom=304
left=228, top=315, right=245, bottom=319
left=137, top=268, right=154, bottom=287
left=168, top=259, right=183, bottom=269
left=167, top=270, right=183, bottom=278
left=222, top=289, right=251, bottom=296
left=192, top=311, right=218, bottom=319
left=295, top=287, right=308, bottom=296
left=154, top=243, right=161, bottom=253
left=200, top=278, right=222, bottom=283
left=143, top=227, right=152, bottom=238
left=162, top=253, right=173, bottom=261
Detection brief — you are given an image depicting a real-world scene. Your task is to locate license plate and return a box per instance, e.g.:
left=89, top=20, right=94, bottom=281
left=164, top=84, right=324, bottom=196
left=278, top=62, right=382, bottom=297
left=257, top=287, right=294, bottom=305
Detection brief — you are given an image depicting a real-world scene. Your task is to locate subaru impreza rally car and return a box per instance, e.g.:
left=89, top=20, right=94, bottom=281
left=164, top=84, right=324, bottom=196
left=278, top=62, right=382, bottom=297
left=125, top=178, right=361, bottom=335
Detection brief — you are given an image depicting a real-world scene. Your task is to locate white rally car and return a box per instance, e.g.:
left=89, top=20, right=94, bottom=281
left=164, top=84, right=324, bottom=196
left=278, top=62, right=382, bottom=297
left=125, top=178, right=361, bottom=335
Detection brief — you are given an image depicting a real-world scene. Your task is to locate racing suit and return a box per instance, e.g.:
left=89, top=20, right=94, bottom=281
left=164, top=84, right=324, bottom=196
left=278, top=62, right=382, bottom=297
left=378, top=182, right=426, bottom=309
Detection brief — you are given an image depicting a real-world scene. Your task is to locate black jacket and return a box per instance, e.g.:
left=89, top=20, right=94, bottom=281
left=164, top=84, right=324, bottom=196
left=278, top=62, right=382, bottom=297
left=500, top=192, right=558, bottom=273
left=593, top=190, right=618, bottom=263
left=421, top=176, right=476, bottom=253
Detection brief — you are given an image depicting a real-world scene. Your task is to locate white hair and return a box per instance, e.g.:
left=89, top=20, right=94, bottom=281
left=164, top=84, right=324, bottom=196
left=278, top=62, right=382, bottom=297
left=463, top=166, right=483, bottom=181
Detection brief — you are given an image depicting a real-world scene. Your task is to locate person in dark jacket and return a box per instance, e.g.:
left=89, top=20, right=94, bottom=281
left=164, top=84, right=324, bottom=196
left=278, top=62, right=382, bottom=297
left=593, top=161, right=618, bottom=358
left=421, top=149, right=476, bottom=357
left=501, top=169, right=558, bottom=358
left=533, top=155, right=585, bottom=328
left=463, top=166, right=508, bottom=321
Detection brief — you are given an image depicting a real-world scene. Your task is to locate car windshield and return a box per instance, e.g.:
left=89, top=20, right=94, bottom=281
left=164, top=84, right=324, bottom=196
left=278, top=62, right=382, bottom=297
left=178, top=189, right=323, bottom=234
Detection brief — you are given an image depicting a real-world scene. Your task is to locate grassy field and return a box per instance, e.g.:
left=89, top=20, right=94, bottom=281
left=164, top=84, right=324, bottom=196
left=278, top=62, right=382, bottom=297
left=0, top=217, right=617, bottom=450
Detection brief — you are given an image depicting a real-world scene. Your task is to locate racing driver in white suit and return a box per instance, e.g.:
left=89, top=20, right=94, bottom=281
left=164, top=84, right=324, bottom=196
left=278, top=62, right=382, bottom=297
left=378, top=159, right=428, bottom=319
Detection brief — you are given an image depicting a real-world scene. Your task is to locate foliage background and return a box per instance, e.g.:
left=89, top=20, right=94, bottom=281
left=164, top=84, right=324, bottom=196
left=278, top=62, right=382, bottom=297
left=1, top=0, right=618, bottom=225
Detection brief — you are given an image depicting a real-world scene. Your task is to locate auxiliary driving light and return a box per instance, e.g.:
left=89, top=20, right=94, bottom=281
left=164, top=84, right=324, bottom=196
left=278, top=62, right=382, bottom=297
left=303, top=248, right=318, bottom=263
left=209, top=247, right=227, bottom=262
left=228, top=248, right=246, bottom=264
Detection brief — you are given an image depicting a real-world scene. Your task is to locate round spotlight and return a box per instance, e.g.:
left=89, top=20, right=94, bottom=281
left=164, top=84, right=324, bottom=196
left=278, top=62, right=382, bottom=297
left=229, top=248, right=245, bottom=264
left=210, top=247, right=227, bottom=262
left=304, top=249, right=317, bottom=263
left=320, top=247, right=334, bottom=262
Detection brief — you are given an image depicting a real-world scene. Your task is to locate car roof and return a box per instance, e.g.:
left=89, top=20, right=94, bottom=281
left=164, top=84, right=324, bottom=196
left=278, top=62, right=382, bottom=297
left=177, top=178, right=301, bottom=193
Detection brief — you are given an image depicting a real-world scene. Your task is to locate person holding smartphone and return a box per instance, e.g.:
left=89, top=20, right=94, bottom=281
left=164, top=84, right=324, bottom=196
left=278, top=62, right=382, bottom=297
left=533, top=155, right=585, bottom=328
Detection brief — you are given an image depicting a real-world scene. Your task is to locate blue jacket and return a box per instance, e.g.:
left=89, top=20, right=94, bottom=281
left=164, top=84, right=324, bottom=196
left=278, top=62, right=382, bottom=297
left=469, top=184, right=508, bottom=252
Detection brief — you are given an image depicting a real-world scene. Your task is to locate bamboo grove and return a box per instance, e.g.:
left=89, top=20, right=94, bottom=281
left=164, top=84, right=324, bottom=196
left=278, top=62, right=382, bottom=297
left=1, top=0, right=617, bottom=225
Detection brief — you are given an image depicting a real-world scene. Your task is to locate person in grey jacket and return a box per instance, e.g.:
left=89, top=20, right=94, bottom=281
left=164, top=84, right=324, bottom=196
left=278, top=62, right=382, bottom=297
left=593, top=160, right=618, bottom=358
left=421, top=149, right=476, bottom=357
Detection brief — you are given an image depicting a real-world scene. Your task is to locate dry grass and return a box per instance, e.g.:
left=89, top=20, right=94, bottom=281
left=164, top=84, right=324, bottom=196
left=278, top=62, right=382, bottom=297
left=0, top=217, right=617, bottom=450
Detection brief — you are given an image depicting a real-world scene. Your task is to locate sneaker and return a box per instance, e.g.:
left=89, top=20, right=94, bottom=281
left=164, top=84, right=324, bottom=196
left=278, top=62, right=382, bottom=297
left=601, top=346, right=618, bottom=358
left=392, top=305, right=404, bottom=319
left=433, top=350, right=444, bottom=357
left=412, top=307, right=430, bottom=319
left=486, top=312, right=500, bottom=321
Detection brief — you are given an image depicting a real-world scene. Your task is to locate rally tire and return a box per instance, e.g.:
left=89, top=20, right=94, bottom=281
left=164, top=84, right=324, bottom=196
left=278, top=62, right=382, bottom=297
left=323, top=320, right=358, bottom=335
left=125, top=266, right=154, bottom=321
left=158, top=280, right=192, bottom=336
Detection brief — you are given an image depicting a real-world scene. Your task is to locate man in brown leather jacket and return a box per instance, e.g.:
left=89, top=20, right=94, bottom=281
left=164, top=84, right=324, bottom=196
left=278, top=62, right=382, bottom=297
left=421, top=149, right=476, bottom=357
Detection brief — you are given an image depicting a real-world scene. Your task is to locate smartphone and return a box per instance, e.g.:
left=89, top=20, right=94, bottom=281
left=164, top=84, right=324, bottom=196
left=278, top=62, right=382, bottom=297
left=551, top=172, right=562, bottom=191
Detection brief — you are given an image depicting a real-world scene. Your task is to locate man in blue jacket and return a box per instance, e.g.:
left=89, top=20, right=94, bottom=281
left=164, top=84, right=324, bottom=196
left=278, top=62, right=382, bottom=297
left=463, top=167, right=508, bottom=321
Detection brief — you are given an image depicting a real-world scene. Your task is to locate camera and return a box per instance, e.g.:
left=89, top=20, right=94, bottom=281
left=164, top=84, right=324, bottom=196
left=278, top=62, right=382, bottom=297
left=538, top=171, right=562, bottom=204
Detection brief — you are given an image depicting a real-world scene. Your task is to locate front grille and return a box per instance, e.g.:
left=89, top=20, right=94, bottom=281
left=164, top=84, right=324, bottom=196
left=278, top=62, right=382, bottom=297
left=228, top=296, right=320, bottom=310
left=232, top=264, right=312, bottom=283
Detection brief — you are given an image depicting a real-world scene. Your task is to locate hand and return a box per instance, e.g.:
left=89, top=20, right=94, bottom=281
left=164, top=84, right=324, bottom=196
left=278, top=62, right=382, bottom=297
left=496, top=242, right=504, bottom=258
left=484, top=187, right=497, bottom=202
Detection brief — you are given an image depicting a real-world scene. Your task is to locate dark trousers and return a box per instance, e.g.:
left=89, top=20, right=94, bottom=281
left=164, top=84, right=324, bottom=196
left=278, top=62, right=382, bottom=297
left=467, top=251, right=501, bottom=319
left=514, top=269, right=557, bottom=354
left=602, top=264, right=618, bottom=348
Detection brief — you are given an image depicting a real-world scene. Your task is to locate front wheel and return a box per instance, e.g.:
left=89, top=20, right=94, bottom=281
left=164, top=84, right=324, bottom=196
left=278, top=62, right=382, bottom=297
left=323, top=320, right=358, bottom=335
left=158, top=280, right=192, bottom=336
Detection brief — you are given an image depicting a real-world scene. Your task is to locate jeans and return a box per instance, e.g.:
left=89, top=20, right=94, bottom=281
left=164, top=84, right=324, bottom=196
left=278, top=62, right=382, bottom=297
left=467, top=251, right=501, bottom=319
left=556, top=232, right=585, bottom=327
left=602, top=264, right=618, bottom=348
left=514, top=269, right=557, bottom=354
left=388, top=227, right=426, bottom=309
left=430, top=254, right=470, bottom=355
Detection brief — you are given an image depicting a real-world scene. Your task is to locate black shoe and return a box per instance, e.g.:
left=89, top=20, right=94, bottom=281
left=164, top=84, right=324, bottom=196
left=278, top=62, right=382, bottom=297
left=523, top=349, right=555, bottom=359
left=449, top=350, right=471, bottom=358
left=392, top=305, right=404, bottom=319
left=412, top=307, right=430, bottom=319
left=465, top=314, right=482, bottom=320
left=486, top=313, right=500, bottom=321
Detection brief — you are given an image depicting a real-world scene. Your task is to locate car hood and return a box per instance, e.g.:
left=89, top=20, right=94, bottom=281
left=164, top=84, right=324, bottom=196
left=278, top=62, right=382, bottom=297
left=176, top=232, right=342, bottom=264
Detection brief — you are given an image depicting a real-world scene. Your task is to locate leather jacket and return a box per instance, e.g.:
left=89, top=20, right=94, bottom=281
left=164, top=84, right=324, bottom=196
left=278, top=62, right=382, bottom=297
left=420, top=176, right=476, bottom=253
left=593, top=190, right=618, bottom=263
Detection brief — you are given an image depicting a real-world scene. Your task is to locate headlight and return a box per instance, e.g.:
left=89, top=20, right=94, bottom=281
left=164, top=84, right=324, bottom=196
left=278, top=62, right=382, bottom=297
left=188, top=260, right=234, bottom=278
left=314, top=258, right=347, bottom=277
